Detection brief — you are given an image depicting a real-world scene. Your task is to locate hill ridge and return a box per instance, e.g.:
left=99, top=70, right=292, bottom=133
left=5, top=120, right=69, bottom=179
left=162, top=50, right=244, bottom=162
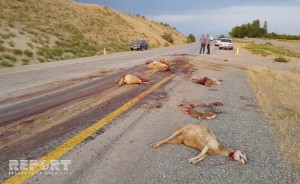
left=0, top=0, right=187, bottom=66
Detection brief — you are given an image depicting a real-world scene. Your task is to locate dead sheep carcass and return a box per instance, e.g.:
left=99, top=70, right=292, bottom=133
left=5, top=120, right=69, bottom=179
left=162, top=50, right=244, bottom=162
left=115, top=74, right=149, bottom=86
left=192, top=77, right=222, bottom=87
left=146, top=60, right=172, bottom=72
left=150, top=123, right=248, bottom=165
left=179, top=102, right=223, bottom=120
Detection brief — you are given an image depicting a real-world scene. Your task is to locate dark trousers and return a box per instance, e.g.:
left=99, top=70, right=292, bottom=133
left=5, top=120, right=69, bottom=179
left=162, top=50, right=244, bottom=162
left=200, top=44, right=206, bottom=54
left=207, top=44, right=210, bottom=54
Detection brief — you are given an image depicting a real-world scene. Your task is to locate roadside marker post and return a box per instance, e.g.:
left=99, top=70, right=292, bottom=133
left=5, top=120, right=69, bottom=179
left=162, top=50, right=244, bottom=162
left=104, top=48, right=106, bottom=55
left=235, top=47, right=240, bottom=57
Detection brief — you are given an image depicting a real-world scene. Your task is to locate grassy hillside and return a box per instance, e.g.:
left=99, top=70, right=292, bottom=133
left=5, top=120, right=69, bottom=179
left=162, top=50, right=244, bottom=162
left=0, top=0, right=187, bottom=67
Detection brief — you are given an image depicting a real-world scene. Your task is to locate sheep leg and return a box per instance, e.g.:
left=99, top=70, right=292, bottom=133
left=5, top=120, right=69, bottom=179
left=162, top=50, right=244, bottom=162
left=117, top=78, right=125, bottom=86
left=150, top=129, right=184, bottom=149
left=188, top=146, right=209, bottom=165
left=165, top=135, right=183, bottom=144
left=191, top=103, right=207, bottom=107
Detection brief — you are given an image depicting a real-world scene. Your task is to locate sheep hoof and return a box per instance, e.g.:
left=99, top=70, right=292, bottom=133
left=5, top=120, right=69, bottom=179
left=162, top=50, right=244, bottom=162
left=188, top=158, right=197, bottom=165
left=150, top=143, right=160, bottom=148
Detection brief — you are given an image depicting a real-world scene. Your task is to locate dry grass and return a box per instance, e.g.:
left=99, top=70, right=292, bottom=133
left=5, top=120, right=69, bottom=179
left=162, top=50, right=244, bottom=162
left=232, top=38, right=253, bottom=44
left=247, top=67, right=300, bottom=178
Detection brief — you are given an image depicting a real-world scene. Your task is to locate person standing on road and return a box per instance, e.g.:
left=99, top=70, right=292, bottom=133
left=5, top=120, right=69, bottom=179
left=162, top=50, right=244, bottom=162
left=206, top=34, right=211, bottom=54
left=199, top=34, right=206, bottom=54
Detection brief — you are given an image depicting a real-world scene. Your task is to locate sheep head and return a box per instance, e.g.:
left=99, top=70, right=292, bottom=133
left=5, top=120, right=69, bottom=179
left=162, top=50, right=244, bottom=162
left=229, top=150, right=248, bottom=164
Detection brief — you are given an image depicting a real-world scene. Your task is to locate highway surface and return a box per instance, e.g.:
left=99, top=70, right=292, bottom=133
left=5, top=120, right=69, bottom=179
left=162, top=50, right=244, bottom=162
left=0, top=43, right=297, bottom=183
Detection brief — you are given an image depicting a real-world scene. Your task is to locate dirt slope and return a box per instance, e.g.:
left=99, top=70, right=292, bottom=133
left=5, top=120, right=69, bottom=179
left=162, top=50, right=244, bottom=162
left=0, top=0, right=187, bottom=66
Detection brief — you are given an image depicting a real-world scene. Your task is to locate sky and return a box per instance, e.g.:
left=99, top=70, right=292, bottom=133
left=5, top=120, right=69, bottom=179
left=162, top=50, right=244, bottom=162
left=79, top=0, right=300, bottom=38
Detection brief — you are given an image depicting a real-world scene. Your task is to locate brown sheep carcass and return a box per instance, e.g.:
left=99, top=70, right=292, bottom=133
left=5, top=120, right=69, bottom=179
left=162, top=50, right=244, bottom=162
left=116, top=74, right=149, bottom=86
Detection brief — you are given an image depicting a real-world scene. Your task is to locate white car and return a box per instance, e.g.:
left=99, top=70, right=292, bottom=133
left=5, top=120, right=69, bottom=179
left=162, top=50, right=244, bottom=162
left=219, top=39, right=233, bottom=50
left=215, top=39, right=222, bottom=46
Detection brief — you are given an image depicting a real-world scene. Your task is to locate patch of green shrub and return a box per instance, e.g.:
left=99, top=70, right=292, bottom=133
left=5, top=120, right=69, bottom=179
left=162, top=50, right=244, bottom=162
left=37, top=47, right=64, bottom=60
left=27, top=30, right=38, bottom=36
left=24, top=49, right=33, bottom=57
left=21, top=58, right=30, bottom=65
left=274, top=56, right=289, bottom=63
left=160, top=22, right=171, bottom=27
left=38, top=57, right=48, bottom=63
left=264, top=32, right=300, bottom=40
left=8, top=32, right=16, bottom=37
left=161, top=32, right=174, bottom=44
left=18, top=30, right=25, bottom=35
left=0, top=45, right=5, bottom=52
left=0, top=60, right=14, bottom=67
left=150, top=43, right=158, bottom=48
left=186, top=34, right=196, bottom=43
left=63, top=55, right=77, bottom=60
left=8, top=23, right=15, bottom=28
left=76, top=52, right=94, bottom=58
left=3, top=54, right=17, bottom=62
left=287, top=112, right=300, bottom=122
left=64, top=47, right=82, bottom=55
left=0, top=31, right=16, bottom=39
left=8, top=41, right=15, bottom=47
left=26, top=42, right=34, bottom=49
left=13, top=49, right=23, bottom=55
left=31, top=38, right=40, bottom=44
left=0, top=34, right=9, bottom=40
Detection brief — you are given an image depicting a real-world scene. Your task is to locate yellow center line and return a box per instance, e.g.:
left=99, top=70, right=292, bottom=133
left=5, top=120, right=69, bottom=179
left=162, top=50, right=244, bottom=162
left=4, top=74, right=175, bottom=184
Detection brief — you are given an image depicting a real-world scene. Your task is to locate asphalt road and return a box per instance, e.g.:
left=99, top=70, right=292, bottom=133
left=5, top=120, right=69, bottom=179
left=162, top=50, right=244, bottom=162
left=0, top=43, right=198, bottom=182
left=0, top=43, right=298, bottom=183
left=0, top=44, right=197, bottom=106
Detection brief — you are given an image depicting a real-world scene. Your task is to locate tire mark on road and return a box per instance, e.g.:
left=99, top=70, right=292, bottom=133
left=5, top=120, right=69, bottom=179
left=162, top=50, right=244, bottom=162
left=3, top=74, right=175, bottom=184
